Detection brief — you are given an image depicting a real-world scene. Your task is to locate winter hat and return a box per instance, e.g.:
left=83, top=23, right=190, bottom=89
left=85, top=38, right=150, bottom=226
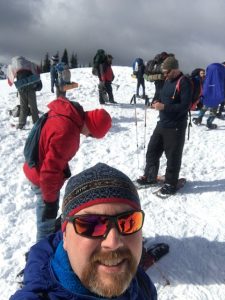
left=61, top=163, right=141, bottom=231
left=85, top=109, right=112, bottom=139
left=162, top=56, right=179, bottom=70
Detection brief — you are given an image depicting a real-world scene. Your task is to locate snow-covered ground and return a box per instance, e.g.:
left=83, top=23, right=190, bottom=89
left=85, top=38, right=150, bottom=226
left=1, top=66, right=225, bottom=300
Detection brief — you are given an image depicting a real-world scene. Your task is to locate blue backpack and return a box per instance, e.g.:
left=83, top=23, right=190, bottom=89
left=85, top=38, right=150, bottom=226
left=132, top=58, right=144, bottom=75
left=24, top=113, right=48, bottom=167
left=203, top=63, right=225, bottom=107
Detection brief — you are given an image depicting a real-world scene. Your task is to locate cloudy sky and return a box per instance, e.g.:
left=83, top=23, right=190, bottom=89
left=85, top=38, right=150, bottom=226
left=1, top=0, right=225, bottom=73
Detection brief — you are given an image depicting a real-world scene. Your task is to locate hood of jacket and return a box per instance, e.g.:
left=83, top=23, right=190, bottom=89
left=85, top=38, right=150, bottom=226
left=47, top=97, right=85, bottom=128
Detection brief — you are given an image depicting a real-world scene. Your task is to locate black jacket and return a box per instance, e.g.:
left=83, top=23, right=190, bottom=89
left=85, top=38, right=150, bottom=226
left=158, top=73, right=192, bottom=128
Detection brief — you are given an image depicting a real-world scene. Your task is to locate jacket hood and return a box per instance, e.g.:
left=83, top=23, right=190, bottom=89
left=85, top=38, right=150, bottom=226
left=47, top=98, right=84, bottom=128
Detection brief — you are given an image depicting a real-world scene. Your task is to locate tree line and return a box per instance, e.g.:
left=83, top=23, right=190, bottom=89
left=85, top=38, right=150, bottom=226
left=41, top=48, right=78, bottom=73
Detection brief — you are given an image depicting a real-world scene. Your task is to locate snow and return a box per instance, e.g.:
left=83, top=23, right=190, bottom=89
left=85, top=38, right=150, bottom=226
left=1, top=66, right=225, bottom=300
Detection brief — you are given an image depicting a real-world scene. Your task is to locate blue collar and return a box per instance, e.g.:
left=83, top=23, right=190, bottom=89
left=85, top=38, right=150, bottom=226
left=51, top=241, right=92, bottom=296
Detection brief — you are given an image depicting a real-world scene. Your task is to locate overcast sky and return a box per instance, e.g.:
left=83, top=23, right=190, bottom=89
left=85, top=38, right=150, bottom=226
left=1, top=0, right=225, bottom=73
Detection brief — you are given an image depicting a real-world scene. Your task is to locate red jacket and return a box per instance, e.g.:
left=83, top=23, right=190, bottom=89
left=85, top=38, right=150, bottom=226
left=23, top=98, right=84, bottom=202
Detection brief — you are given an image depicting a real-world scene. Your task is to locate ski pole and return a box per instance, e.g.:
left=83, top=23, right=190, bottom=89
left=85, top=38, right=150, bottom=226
left=112, top=83, right=120, bottom=90
left=133, top=94, right=139, bottom=169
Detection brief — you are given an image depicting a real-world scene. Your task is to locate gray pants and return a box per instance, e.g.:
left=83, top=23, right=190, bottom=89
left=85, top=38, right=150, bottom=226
left=19, top=87, right=39, bottom=126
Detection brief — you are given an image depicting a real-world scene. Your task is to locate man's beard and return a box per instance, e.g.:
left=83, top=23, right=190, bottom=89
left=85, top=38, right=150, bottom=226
left=80, top=247, right=138, bottom=298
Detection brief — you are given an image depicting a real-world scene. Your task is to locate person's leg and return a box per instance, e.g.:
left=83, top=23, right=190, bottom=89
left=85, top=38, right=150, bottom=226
left=144, top=127, right=164, bottom=182
left=141, top=77, right=145, bottom=97
left=18, top=89, right=29, bottom=128
left=163, top=127, right=186, bottom=186
left=31, top=185, right=59, bottom=242
left=27, top=89, right=39, bottom=124
left=105, top=82, right=115, bottom=103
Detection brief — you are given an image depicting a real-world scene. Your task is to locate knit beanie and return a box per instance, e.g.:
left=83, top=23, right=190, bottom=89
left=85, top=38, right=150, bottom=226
left=85, top=109, right=112, bottom=139
left=162, top=56, right=179, bottom=70
left=61, top=163, right=141, bottom=231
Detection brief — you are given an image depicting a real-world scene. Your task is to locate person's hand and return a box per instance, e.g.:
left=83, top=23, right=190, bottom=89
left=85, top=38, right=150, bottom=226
left=42, top=201, right=59, bottom=222
left=152, top=101, right=165, bottom=111
left=51, top=87, right=54, bottom=93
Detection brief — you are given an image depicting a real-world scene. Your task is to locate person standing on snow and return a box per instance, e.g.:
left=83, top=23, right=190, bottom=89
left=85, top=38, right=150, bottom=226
left=10, top=163, right=157, bottom=300
left=7, top=56, right=40, bottom=129
left=137, top=56, right=192, bottom=196
left=98, top=54, right=117, bottom=104
left=23, top=97, right=112, bottom=242
left=50, top=54, right=67, bottom=98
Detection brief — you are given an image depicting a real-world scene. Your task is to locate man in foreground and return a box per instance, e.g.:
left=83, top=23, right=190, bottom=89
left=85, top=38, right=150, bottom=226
left=11, top=163, right=157, bottom=299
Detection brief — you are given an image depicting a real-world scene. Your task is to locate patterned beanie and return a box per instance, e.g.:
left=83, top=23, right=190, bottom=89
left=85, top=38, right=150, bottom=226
left=61, top=163, right=141, bottom=231
left=162, top=56, right=179, bottom=70
left=85, top=109, right=112, bottom=139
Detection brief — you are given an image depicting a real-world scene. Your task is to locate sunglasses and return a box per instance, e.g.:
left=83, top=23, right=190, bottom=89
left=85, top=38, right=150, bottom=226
left=66, top=210, right=145, bottom=239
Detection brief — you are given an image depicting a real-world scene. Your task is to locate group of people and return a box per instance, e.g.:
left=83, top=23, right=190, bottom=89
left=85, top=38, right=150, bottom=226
left=7, top=50, right=225, bottom=299
left=7, top=53, right=157, bottom=299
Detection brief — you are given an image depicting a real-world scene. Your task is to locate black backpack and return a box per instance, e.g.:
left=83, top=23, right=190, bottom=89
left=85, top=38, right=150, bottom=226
left=92, top=49, right=107, bottom=77
left=145, top=52, right=169, bottom=75
left=24, top=113, right=48, bottom=167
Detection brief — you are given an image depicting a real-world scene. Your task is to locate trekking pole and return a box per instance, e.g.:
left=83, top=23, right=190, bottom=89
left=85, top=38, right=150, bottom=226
left=133, top=94, right=139, bottom=169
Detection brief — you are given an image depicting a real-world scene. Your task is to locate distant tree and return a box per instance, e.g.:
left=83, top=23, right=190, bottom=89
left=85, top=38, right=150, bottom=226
left=40, top=60, right=43, bottom=73
left=61, top=49, right=69, bottom=65
left=70, top=52, right=78, bottom=68
left=42, top=53, right=51, bottom=72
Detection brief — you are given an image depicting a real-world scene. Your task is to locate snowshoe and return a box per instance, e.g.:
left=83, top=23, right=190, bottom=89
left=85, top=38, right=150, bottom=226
left=192, top=117, right=202, bottom=125
left=206, top=123, right=217, bottom=129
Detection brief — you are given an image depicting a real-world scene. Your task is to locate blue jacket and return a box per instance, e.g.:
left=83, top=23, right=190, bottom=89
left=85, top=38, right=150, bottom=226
left=10, top=232, right=157, bottom=300
left=158, top=72, right=192, bottom=129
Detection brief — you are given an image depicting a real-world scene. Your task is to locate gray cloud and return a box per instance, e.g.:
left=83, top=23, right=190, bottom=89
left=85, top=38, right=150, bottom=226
left=1, top=0, right=225, bottom=73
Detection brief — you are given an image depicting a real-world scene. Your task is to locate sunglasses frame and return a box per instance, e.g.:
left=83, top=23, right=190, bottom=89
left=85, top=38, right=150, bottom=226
left=66, top=209, right=145, bottom=239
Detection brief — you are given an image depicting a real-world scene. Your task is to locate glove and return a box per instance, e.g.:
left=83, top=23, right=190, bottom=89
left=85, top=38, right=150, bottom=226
left=42, top=200, right=59, bottom=222
left=51, top=87, right=54, bottom=93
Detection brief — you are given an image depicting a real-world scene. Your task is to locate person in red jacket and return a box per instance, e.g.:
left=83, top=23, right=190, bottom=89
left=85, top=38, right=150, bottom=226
left=23, top=97, right=112, bottom=242
left=98, top=54, right=117, bottom=104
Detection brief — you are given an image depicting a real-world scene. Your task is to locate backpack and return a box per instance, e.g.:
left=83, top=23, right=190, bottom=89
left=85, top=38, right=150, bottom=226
left=145, top=52, right=169, bottom=81
left=24, top=113, right=48, bottom=167
left=174, top=75, right=202, bottom=110
left=202, top=63, right=225, bottom=108
left=55, top=63, right=71, bottom=86
left=92, top=49, right=107, bottom=77
left=132, top=58, right=144, bottom=75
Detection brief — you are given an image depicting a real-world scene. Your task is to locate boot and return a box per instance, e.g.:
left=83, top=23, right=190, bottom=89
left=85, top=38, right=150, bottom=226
left=192, top=117, right=202, bottom=125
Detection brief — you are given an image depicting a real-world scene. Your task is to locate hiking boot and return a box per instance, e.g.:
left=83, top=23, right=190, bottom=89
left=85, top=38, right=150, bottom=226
left=159, top=183, right=177, bottom=195
left=206, top=123, right=217, bottom=129
left=192, top=117, right=202, bottom=125
left=16, top=124, right=24, bottom=130
left=136, top=176, right=157, bottom=185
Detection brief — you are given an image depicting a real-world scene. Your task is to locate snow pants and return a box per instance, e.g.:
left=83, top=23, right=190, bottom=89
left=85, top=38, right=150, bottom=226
left=144, top=126, right=186, bottom=186
left=19, top=87, right=39, bottom=127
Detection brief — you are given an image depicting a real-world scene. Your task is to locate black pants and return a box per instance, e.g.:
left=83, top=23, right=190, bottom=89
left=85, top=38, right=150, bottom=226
left=136, top=77, right=145, bottom=96
left=99, top=81, right=114, bottom=103
left=144, top=126, right=186, bottom=186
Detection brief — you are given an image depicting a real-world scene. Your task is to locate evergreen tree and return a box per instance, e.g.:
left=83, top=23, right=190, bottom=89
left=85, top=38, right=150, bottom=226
left=42, top=53, right=51, bottom=73
left=70, top=52, right=78, bottom=68
left=61, top=49, right=69, bottom=65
